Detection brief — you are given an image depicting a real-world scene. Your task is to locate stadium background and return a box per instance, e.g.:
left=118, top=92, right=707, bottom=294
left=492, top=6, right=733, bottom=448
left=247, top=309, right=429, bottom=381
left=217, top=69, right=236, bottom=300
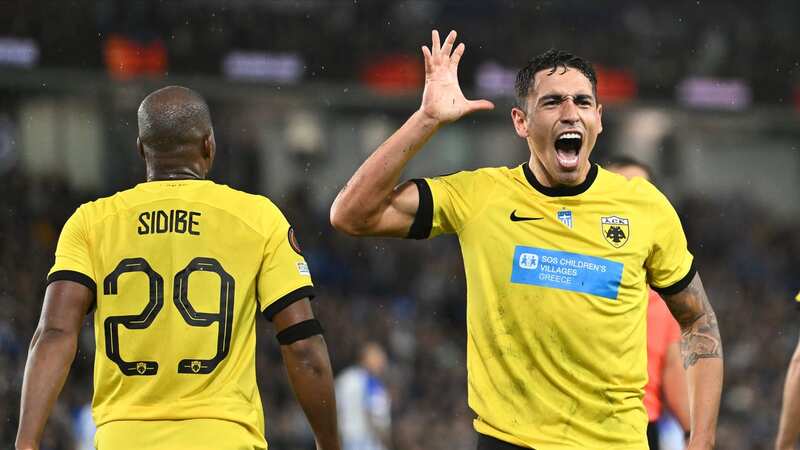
left=0, top=1, right=798, bottom=449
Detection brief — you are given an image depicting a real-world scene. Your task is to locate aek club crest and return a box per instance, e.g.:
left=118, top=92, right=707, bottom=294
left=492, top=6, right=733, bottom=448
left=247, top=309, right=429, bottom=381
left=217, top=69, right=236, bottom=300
left=601, top=216, right=630, bottom=248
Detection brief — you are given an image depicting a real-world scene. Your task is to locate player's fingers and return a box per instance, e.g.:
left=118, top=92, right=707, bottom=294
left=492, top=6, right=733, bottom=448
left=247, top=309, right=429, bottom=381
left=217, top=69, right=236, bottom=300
left=450, top=42, right=466, bottom=68
left=467, top=99, right=496, bottom=112
left=441, top=30, right=457, bottom=58
left=422, top=46, right=433, bottom=74
left=431, top=29, right=441, bottom=57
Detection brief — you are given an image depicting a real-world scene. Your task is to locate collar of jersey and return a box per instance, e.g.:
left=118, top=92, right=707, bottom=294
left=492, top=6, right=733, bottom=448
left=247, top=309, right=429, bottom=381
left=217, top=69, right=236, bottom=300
left=522, top=162, right=598, bottom=197
left=136, top=179, right=212, bottom=191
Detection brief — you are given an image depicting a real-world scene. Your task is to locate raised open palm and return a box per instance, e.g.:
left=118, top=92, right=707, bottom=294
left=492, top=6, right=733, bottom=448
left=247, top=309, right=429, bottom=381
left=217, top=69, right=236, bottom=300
left=420, top=30, right=494, bottom=123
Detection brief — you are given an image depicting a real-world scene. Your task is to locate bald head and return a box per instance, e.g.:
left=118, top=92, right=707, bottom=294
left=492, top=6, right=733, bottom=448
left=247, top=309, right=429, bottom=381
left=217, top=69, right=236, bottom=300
left=137, top=86, right=213, bottom=153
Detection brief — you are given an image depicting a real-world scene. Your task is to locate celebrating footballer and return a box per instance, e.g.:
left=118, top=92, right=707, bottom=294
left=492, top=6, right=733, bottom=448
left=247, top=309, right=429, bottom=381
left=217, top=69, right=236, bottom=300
left=331, top=30, right=723, bottom=449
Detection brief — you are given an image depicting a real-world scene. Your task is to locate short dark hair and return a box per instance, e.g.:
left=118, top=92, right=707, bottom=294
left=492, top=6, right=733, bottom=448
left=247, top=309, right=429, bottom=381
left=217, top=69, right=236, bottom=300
left=515, top=49, right=598, bottom=110
left=137, top=86, right=213, bottom=153
left=603, top=154, right=654, bottom=180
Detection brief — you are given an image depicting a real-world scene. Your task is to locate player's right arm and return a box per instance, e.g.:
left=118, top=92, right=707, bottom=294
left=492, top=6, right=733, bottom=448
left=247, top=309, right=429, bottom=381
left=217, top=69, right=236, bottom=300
left=775, top=336, right=800, bottom=450
left=329, top=29, right=493, bottom=237
left=274, top=299, right=340, bottom=450
left=15, top=281, right=93, bottom=450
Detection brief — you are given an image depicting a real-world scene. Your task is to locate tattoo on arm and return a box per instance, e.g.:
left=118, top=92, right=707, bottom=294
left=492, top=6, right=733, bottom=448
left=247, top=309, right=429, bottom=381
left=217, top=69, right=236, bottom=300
left=662, top=274, right=723, bottom=369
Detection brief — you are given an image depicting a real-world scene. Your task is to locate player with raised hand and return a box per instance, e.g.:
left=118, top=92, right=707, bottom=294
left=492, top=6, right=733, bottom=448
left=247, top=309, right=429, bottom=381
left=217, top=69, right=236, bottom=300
left=330, top=30, right=493, bottom=238
left=331, top=30, right=723, bottom=449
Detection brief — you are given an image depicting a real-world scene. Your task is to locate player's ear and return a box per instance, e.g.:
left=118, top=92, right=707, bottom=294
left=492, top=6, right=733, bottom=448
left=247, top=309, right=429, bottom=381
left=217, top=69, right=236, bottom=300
left=597, top=103, right=603, bottom=135
left=203, top=132, right=216, bottom=173
left=137, top=137, right=145, bottom=161
left=511, top=107, right=529, bottom=138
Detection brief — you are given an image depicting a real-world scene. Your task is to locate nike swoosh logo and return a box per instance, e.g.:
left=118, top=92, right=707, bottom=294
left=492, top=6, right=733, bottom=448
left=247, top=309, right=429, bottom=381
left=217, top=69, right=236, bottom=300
left=510, top=210, right=543, bottom=222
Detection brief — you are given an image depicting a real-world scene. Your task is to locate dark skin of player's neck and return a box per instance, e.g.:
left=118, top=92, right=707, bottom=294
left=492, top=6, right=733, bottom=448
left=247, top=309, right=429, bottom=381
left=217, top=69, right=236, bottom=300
left=137, top=136, right=215, bottom=182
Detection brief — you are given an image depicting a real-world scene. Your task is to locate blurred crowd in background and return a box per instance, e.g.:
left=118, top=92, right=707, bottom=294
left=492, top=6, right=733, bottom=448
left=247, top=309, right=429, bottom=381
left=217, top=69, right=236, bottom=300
left=1, top=1, right=799, bottom=450
left=1, top=0, right=800, bottom=104
left=1, top=164, right=798, bottom=450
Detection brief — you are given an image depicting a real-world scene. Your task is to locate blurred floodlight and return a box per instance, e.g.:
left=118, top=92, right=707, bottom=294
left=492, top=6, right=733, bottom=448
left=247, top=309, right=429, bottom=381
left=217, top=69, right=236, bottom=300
left=0, top=38, right=39, bottom=68
left=677, top=77, right=752, bottom=110
left=475, top=61, right=516, bottom=98
left=285, top=110, right=323, bottom=156
left=223, top=51, right=303, bottom=83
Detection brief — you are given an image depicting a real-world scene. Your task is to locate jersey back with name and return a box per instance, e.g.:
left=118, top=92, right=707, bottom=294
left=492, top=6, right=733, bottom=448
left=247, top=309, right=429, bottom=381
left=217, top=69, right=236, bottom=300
left=48, top=179, right=314, bottom=443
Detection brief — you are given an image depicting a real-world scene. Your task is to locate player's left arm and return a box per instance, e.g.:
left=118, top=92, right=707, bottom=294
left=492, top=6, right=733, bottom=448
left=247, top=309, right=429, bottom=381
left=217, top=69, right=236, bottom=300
left=775, top=337, right=800, bottom=450
left=273, top=299, right=340, bottom=450
left=661, top=273, right=723, bottom=450
left=662, top=341, right=691, bottom=432
left=16, top=280, right=93, bottom=450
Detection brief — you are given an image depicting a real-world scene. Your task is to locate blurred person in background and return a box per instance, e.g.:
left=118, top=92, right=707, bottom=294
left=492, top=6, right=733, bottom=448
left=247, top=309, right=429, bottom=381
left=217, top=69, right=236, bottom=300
left=775, top=290, right=800, bottom=450
left=15, top=86, right=340, bottom=450
left=606, top=155, right=691, bottom=450
left=330, top=29, right=723, bottom=449
left=336, top=342, right=392, bottom=450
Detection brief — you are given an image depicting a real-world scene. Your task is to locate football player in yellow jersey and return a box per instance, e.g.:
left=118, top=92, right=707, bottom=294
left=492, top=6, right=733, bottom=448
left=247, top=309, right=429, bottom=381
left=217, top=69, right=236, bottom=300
left=775, top=291, right=800, bottom=450
left=16, top=86, right=341, bottom=450
left=331, top=30, right=723, bottom=450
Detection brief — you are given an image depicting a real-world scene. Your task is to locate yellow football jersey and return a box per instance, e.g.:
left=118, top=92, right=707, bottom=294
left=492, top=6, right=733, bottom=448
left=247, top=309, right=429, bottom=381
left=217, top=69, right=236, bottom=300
left=410, top=164, right=694, bottom=449
left=48, top=179, right=314, bottom=449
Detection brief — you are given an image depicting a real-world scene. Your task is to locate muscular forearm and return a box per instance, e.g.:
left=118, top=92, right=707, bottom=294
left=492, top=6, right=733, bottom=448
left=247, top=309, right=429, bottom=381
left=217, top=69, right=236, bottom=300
left=683, top=355, right=723, bottom=448
left=16, top=328, right=79, bottom=450
left=681, top=309, right=723, bottom=449
left=281, top=335, right=340, bottom=450
left=330, top=109, right=439, bottom=234
left=663, top=344, right=691, bottom=431
left=663, top=274, right=723, bottom=449
left=776, top=349, right=800, bottom=450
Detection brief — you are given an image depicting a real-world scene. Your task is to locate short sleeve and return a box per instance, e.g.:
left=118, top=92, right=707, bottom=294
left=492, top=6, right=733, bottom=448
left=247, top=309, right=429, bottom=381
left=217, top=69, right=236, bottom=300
left=407, top=169, right=494, bottom=239
left=257, top=203, right=315, bottom=321
left=47, top=205, right=97, bottom=293
left=645, top=189, right=695, bottom=295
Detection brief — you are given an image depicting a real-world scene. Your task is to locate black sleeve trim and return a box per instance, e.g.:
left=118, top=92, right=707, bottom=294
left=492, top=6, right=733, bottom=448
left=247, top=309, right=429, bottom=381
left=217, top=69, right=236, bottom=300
left=652, top=262, right=697, bottom=296
left=276, top=319, right=324, bottom=345
left=47, top=270, right=97, bottom=294
left=47, top=270, right=97, bottom=314
left=262, top=285, right=315, bottom=321
left=407, top=178, right=433, bottom=239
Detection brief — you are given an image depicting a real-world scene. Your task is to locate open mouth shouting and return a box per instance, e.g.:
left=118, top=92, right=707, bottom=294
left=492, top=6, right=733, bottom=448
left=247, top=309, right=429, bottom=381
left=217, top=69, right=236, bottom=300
left=554, top=131, right=583, bottom=170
